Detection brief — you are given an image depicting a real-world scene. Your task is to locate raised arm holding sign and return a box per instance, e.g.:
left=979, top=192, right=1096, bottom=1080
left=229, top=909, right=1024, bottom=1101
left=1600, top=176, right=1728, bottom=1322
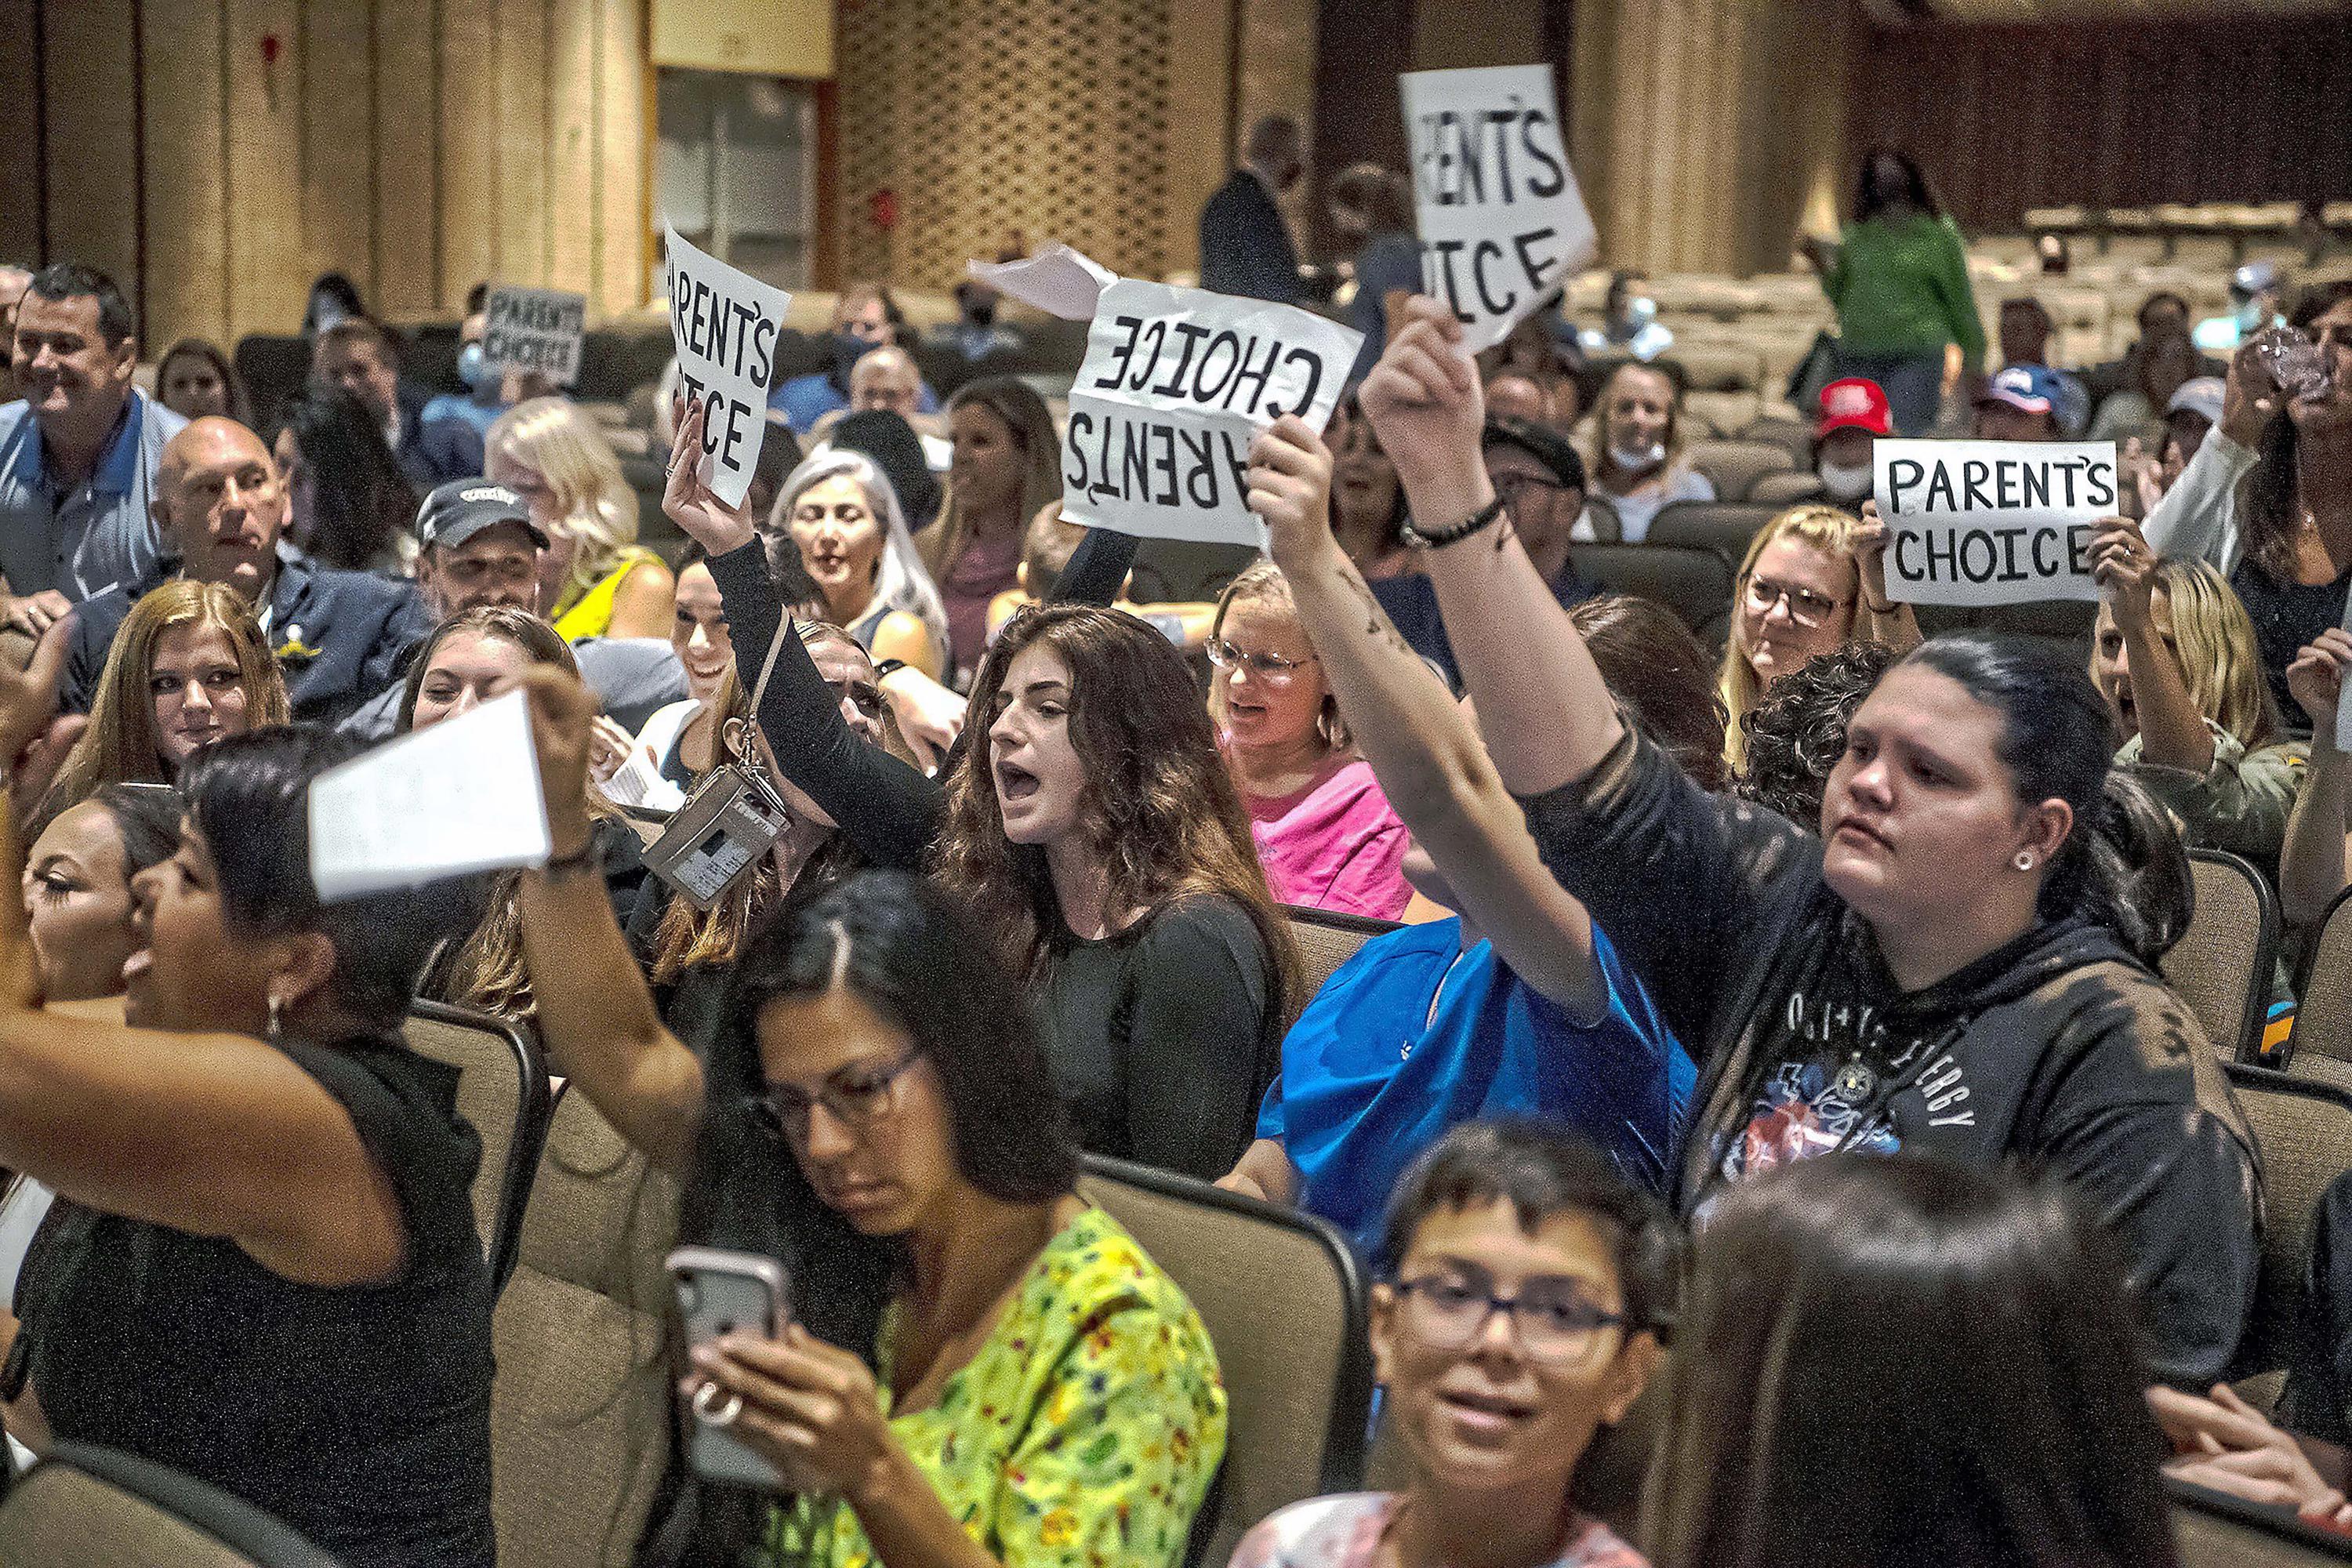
left=1060, top=280, right=1362, bottom=547
left=1398, top=64, right=1595, bottom=354
left=1872, top=438, right=2120, bottom=608
left=663, top=226, right=793, bottom=509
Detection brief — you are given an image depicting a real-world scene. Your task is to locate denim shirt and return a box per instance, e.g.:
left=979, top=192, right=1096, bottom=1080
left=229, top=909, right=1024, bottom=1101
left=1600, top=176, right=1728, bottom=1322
left=0, top=391, right=183, bottom=599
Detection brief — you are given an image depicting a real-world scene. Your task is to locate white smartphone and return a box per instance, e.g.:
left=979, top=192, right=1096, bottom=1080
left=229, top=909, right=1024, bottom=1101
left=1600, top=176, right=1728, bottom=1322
left=667, top=1244, right=793, bottom=1491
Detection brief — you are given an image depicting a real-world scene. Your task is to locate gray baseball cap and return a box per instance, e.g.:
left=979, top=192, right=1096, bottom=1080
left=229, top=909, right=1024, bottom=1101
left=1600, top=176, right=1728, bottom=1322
left=415, top=480, right=550, bottom=551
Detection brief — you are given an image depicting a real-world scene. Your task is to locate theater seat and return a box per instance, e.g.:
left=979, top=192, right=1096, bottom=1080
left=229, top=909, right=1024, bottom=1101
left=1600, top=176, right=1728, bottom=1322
left=404, top=1002, right=554, bottom=1296
left=2161, top=850, right=2278, bottom=1062
left=1076, top=1153, right=1371, bottom=1568
left=2172, top=1475, right=2352, bottom=1565
left=1747, top=469, right=1828, bottom=508
left=1645, top=501, right=1778, bottom=560
left=2220, top=1062, right=2352, bottom=1388
left=0, top=1441, right=342, bottom=1566
left=1567, top=543, right=1737, bottom=646
left=1284, top=905, right=1401, bottom=1022
left=487, top=1086, right=681, bottom=1568
left=1682, top=440, right=1794, bottom=503
left=2292, top=887, right=2352, bottom=1068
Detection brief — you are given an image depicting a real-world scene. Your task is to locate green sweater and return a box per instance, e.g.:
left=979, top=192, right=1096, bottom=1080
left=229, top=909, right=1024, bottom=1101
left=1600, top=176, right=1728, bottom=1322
left=1822, top=212, right=1986, bottom=365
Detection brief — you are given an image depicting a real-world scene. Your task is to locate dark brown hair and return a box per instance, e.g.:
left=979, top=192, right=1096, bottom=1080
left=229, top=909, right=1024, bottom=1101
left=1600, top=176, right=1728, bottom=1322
left=2242, top=278, right=2352, bottom=581
left=1570, top=593, right=1730, bottom=792
left=934, top=603, right=1299, bottom=1015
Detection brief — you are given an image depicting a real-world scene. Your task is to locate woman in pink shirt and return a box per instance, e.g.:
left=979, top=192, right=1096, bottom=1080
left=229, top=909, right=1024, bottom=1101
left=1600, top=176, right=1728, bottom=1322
left=1211, top=561, right=1413, bottom=919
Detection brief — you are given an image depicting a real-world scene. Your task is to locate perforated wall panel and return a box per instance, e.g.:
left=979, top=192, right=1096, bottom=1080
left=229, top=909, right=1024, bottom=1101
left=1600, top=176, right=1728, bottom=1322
left=837, top=0, right=1174, bottom=289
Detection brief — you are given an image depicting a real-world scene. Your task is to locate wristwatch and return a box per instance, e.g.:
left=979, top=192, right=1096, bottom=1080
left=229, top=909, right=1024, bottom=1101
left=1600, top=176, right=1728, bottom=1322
left=1399, top=495, right=1507, bottom=551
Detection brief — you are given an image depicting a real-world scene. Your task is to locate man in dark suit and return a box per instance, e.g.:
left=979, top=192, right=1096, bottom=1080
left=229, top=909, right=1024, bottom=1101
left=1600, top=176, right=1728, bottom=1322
left=1199, top=114, right=1306, bottom=305
left=312, top=317, right=482, bottom=486
left=60, top=416, right=434, bottom=725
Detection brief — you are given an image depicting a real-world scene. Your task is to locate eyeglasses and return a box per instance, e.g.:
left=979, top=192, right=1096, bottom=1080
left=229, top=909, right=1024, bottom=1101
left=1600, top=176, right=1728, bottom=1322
left=1490, top=472, right=1573, bottom=512
left=1206, top=639, right=1318, bottom=681
left=1743, top=574, right=1849, bottom=628
left=749, top=1044, right=924, bottom=1142
left=1392, top=1270, right=1628, bottom=1365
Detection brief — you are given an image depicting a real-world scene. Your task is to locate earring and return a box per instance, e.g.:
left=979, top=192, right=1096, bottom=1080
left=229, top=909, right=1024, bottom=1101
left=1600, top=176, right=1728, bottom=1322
left=2013, top=851, right=2038, bottom=872
left=266, top=992, right=285, bottom=1042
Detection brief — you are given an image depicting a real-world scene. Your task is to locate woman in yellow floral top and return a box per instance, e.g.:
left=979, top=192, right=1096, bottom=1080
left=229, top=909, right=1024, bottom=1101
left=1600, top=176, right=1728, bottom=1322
left=504, top=688, right=1225, bottom=1568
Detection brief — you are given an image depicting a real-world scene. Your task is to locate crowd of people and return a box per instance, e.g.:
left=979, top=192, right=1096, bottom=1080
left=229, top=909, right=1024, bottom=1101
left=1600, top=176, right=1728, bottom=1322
left=0, top=125, right=2347, bottom=1568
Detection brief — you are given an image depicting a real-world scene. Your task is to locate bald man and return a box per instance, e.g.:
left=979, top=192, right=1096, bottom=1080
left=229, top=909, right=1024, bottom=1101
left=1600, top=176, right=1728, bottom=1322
left=60, top=416, right=434, bottom=724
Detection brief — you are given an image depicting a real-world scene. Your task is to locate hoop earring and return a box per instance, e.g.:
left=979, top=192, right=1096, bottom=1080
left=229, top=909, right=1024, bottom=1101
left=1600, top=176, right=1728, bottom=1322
left=2013, top=851, right=2038, bottom=873
left=266, top=992, right=285, bottom=1042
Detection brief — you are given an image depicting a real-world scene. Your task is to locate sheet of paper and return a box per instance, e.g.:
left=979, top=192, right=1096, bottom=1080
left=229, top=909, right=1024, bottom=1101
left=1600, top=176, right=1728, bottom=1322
left=309, top=689, right=553, bottom=902
left=600, top=746, right=687, bottom=814
left=1398, top=64, right=1596, bottom=354
left=483, top=285, right=587, bottom=383
left=1058, top=279, right=1363, bottom=548
left=967, top=244, right=1115, bottom=322
left=664, top=226, right=795, bottom=508
left=1873, top=438, right=2119, bottom=608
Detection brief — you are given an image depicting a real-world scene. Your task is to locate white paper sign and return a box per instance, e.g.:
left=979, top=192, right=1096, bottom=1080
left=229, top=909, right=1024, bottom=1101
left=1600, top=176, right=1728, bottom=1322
left=663, top=226, right=794, bottom=508
left=966, top=244, right=1114, bottom=322
left=2335, top=590, right=2352, bottom=755
left=1874, top=439, right=2120, bottom=608
left=482, top=285, right=586, bottom=383
left=1061, top=280, right=1363, bottom=547
left=1399, top=64, right=1595, bottom=354
left=309, top=689, right=552, bottom=902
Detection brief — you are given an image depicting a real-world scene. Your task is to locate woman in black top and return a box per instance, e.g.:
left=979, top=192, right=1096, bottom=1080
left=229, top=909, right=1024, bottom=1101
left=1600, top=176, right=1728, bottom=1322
left=2224, top=278, right=2352, bottom=724
left=666, top=397, right=1294, bottom=1178
left=1290, top=297, right=2262, bottom=1388
left=0, top=673, right=493, bottom=1566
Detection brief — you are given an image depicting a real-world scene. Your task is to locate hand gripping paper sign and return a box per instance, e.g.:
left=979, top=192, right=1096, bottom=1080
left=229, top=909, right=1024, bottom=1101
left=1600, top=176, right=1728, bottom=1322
left=1399, top=64, right=1596, bottom=354
left=483, top=285, right=586, bottom=383
left=1873, top=439, right=2120, bottom=608
left=1060, top=280, right=1363, bottom=548
left=664, top=226, right=793, bottom=508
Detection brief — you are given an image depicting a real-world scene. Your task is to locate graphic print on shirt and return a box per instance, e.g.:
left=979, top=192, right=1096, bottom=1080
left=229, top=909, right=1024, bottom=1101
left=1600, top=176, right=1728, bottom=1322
left=1719, top=984, right=1976, bottom=1183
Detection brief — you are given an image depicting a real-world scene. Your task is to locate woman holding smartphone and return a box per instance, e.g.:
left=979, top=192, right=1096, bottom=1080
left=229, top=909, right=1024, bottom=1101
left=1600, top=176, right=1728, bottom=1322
left=510, top=665, right=1225, bottom=1568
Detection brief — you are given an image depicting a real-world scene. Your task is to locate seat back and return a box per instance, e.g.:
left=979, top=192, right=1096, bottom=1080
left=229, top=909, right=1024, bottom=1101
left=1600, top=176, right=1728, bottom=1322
left=1645, top=501, right=1779, bottom=561
left=1076, top=1154, right=1371, bottom=1568
left=1746, top=468, right=1828, bottom=507
left=1566, top=543, right=1737, bottom=643
left=2221, top=1062, right=2352, bottom=1381
left=2292, top=885, right=2352, bottom=1066
left=488, top=1087, right=681, bottom=1568
left=1682, top=440, right=1793, bottom=503
left=403, top=1002, right=554, bottom=1294
left=2172, top=1475, right=2352, bottom=1566
left=1284, top=906, right=1401, bottom=1024
left=2162, top=850, right=2279, bottom=1061
left=0, top=1442, right=343, bottom=1566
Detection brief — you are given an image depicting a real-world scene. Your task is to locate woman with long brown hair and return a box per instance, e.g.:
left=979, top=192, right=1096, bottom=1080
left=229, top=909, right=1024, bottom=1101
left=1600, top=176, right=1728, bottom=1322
left=913, top=377, right=1062, bottom=681
left=45, top=581, right=290, bottom=811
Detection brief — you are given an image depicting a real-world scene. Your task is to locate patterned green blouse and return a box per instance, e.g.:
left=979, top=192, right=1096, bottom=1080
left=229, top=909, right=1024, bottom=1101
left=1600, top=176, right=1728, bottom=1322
left=763, top=1206, right=1226, bottom=1568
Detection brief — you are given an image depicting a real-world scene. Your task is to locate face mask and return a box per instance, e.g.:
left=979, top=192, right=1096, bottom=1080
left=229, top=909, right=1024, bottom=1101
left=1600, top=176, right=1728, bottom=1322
left=308, top=301, right=347, bottom=336
left=1626, top=296, right=1657, bottom=325
left=2236, top=299, right=2269, bottom=332
left=963, top=299, right=998, bottom=328
left=457, top=341, right=492, bottom=392
left=1609, top=441, right=1665, bottom=474
left=1817, top=458, right=1873, bottom=502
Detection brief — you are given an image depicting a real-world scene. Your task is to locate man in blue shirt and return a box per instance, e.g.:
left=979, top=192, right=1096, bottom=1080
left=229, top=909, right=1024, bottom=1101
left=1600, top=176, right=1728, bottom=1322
left=60, top=417, right=434, bottom=726
left=0, top=262, right=183, bottom=638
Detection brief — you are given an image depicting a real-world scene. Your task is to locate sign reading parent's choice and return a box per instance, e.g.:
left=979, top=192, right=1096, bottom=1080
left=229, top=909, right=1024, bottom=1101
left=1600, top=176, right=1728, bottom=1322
left=1060, top=280, right=1363, bottom=548
left=1872, top=439, right=2120, bottom=608
left=1399, top=64, right=1596, bottom=354
left=663, top=226, right=794, bottom=508
left=482, top=285, right=587, bottom=383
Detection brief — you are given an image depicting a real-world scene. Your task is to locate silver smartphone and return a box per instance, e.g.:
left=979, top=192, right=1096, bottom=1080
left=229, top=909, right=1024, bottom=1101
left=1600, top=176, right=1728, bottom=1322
left=667, top=1245, right=793, bottom=1491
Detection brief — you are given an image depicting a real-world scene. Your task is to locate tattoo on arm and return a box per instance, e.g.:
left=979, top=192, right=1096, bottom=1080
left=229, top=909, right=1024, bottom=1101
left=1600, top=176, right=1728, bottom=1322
left=1336, top=559, right=1420, bottom=659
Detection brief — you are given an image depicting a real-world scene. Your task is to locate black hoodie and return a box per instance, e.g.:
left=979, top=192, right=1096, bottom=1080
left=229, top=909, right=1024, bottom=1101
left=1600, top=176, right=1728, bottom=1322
left=1519, top=728, right=2262, bottom=1388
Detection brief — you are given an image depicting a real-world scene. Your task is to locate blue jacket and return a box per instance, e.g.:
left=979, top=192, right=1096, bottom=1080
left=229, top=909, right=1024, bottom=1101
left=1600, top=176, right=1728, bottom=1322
left=62, top=556, right=435, bottom=726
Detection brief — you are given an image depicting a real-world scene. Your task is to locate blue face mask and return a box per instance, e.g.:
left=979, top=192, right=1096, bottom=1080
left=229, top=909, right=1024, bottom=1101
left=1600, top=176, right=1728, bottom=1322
left=458, top=341, right=493, bottom=393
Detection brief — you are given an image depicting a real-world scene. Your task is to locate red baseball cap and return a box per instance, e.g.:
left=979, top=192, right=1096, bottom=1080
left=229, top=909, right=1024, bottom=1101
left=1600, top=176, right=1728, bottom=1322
left=1817, top=377, right=1893, bottom=438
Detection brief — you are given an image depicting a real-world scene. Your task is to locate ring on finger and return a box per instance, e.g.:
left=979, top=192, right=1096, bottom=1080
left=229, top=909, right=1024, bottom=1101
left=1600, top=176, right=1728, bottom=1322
left=691, top=1381, right=745, bottom=1428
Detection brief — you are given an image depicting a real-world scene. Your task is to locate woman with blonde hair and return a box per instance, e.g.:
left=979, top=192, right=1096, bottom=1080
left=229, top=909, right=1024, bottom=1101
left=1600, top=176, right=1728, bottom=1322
left=1579, top=361, right=1713, bottom=543
left=1719, top=503, right=1917, bottom=773
left=1210, top=560, right=1410, bottom=918
left=771, top=447, right=949, bottom=678
left=914, top=377, right=1063, bottom=681
left=45, top=582, right=290, bottom=810
left=485, top=396, right=674, bottom=640
left=2087, top=522, right=2300, bottom=869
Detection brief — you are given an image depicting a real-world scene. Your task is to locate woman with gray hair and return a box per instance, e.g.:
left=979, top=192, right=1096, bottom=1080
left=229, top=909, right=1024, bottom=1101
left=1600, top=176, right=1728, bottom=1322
left=769, top=446, right=949, bottom=679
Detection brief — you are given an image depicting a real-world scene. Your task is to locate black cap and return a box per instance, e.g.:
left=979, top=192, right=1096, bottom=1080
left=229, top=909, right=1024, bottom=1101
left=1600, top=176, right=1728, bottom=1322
left=415, top=480, right=550, bottom=551
left=1483, top=415, right=1585, bottom=492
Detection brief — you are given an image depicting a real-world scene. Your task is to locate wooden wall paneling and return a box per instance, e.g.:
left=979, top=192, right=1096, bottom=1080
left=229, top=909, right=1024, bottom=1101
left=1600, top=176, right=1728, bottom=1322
left=1169, top=0, right=1235, bottom=274
left=300, top=0, right=376, bottom=307
left=140, top=0, right=230, bottom=350
left=593, top=0, right=646, bottom=314
left=224, top=0, right=303, bottom=343
left=493, top=0, right=550, bottom=286
left=437, top=0, right=495, bottom=307
left=546, top=0, right=597, bottom=299
left=0, top=0, right=42, bottom=267
left=42, top=0, right=140, bottom=296
left=372, top=0, right=438, bottom=318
